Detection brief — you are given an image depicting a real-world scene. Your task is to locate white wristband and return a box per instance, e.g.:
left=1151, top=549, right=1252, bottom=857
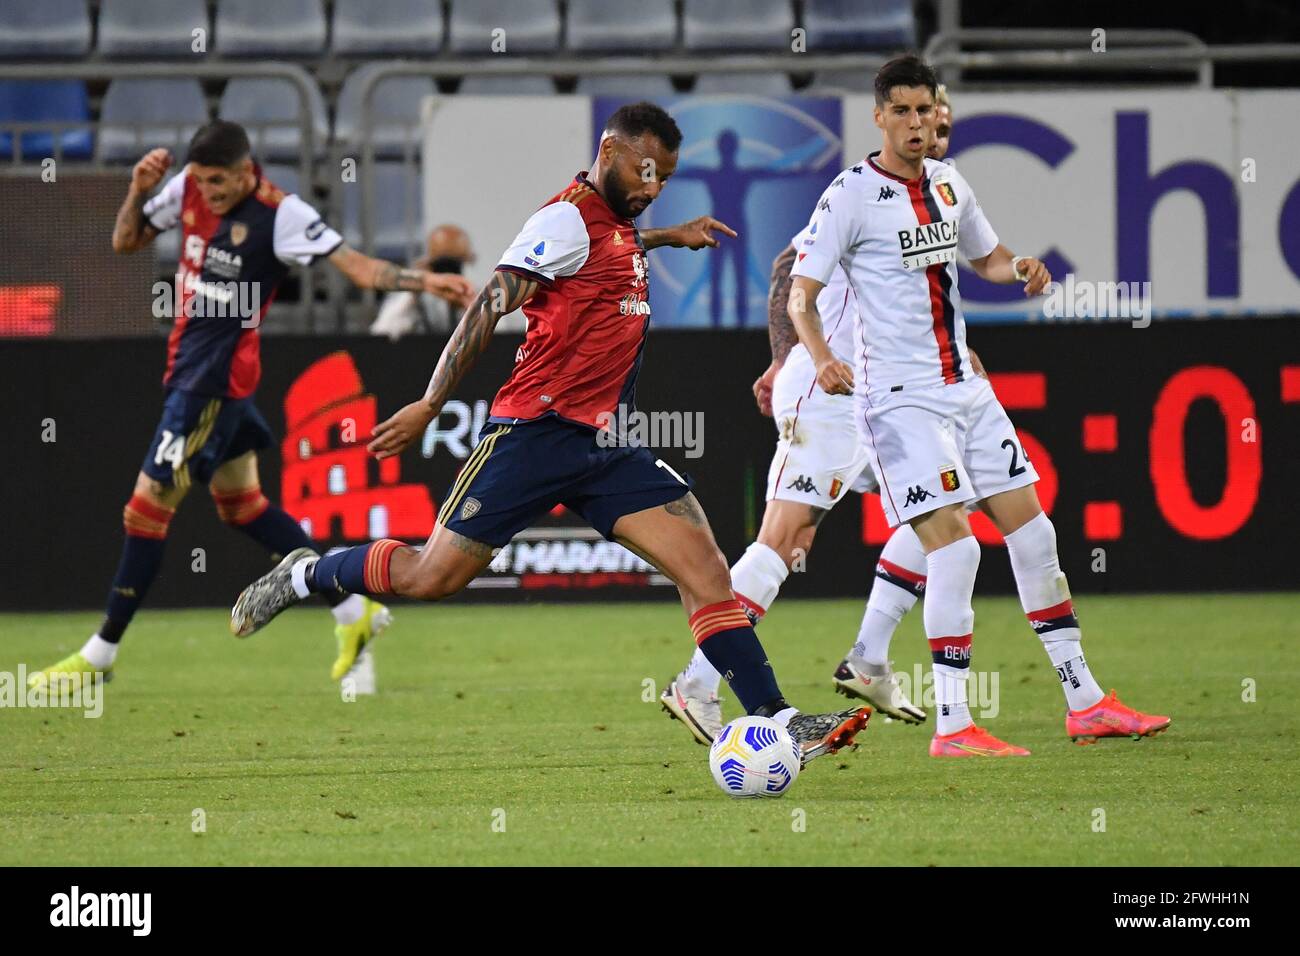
left=1011, top=256, right=1030, bottom=282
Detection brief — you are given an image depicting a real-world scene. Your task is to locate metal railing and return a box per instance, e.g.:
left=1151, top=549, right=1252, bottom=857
left=924, top=29, right=1300, bottom=88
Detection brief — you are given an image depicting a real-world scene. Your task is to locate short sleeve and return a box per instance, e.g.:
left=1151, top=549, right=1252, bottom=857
left=955, top=175, right=999, bottom=260
left=496, top=202, right=590, bottom=285
left=273, top=194, right=344, bottom=266
left=791, top=177, right=862, bottom=286
left=142, top=173, right=186, bottom=232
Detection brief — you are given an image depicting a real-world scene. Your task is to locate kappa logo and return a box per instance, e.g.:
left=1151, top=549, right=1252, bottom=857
left=818, top=197, right=831, bottom=212
left=460, top=497, right=482, bottom=520
left=877, top=185, right=898, bottom=202
left=832, top=175, right=846, bottom=188
left=786, top=474, right=819, bottom=495
left=903, top=485, right=935, bottom=507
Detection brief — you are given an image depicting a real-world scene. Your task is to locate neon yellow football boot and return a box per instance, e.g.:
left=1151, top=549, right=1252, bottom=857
left=331, top=598, right=392, bottom=680
left=27, top=652, right=113, bottom=689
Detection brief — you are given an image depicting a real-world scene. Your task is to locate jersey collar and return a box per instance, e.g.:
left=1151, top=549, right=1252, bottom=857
left=867, top=151, right=927, bottom=186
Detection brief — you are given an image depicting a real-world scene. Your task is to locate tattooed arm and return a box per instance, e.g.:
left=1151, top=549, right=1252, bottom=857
left=367, top=269, right=539, bottom=459
left=751, top=243, right=799, bottom=416
left=328, top=244, right=475, bottom=304
left=112, top=148, right=169, bottom=253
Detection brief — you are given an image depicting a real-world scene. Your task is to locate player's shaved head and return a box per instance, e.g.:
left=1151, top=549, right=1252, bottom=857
left=186, top=120, right=252, bottom=169
left=592, top=102, right=683, bottom=220
left=604, top=102, right=683, bottom=152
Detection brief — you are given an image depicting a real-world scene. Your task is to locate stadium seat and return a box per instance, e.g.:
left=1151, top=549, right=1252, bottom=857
left=332, top=0, right=443, bottom=56
left=262, top=163, right=304, bottom=197
left=693, top=72, right=793, bottom=96
left=341, top=162, right=425, bottom=262
left=0, top=80, right=92, bottom=160
left=682, top=0, right=794, bottom=52
left=218, top=77, right=329, bottom=162
left=457, top=75, right=555, bottom=95
left=335, top=66, right=437, bottom=159
left=807, top=69, right=875, bottom=94
left=216, top=0, right=327, bottom=58
left=0, top=0, right=92, bottom=59
left=97, top=78, right=207, bottom=165
left=98, top=0, right=209, bottom=59
left=573, top=75, right=676, bottom=98
left=804, top=0, right=915, bottom=51
left=447, top=0, right=560, bottom=54
left=565, top=0, right=675, bottom=53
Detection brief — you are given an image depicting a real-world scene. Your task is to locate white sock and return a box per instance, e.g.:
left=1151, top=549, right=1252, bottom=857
left=330, top=593, right=366, bottom=626
left=1003, top=513, right=1104, bottom=711
left=730, top=542, right=789, bottom=622
left=80, top=634, right=118, bottom=669
left=851, top=524, right=928, bottom=665
left=772, top=706, right=798, bottom=728
left=680, top=646, right=722, bottom=697
left=923, top=536, right=980, bottom=735
left=935, top=664, right=972, bottom=734
left=290, top=557, right=314, bottom=599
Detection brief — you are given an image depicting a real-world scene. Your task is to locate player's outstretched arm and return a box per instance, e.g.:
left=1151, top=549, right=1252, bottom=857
left=751, top=243, right=799, bottom=415
left=327, top=244, right=476, bottom=306
left=367, top=269, right=539, bottom=459
left=112, top=148, right=169, bottom=253
left=968, top=243, right=1051, bottom=296
left=790, top=274, right=852, bottom=395
left=640, top=216, right=737, bottom=250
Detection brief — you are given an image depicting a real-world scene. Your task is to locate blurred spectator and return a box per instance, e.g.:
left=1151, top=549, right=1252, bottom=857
left=370, top=224, right=477, bottom=339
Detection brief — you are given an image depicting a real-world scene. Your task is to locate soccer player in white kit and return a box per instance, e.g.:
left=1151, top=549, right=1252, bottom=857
left=660, top=85, right=981, bottom=745
left=790, top=55, right=1169, bottom=756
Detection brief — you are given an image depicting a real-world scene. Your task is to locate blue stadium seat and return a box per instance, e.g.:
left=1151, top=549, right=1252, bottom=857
left=683, top=0, right=793, bottom=52
left=341, top=162, right=425, bottom=262
left=566, top=0, right=675, bottom=53
left=573, top=75, right=676, bottom=98
left=218, top=77, right=329, bottom=162
left=0, top=80, right=92, bottom=160
left=693, top=72, right=792, bottom=96
left=457, top=75, right=555, bottom=95
left=0, top=0, right=91, bottom=59
left=336, top=66, right=437, bottom=159
left=98, top=0, right=208, bottom=59
left=804, top=0, right=915, bottom=51
left=97, top=78, right=207, bottom=165
left=216, top=0, right=327, bottom=58
left=262, top=163, right=304, bottom=198
left=332, top=0, right=443, bottom=56
left=447, top=0, right=560, bottom=54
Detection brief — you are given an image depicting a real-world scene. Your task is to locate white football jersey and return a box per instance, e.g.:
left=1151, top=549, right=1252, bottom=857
left=792, top=153, right=999, bottom=400
left=788, top=222, right=855, bottom=366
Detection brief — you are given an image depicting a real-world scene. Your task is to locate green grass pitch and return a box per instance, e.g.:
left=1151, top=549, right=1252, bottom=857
left=1, top=594, right=1296, bottom=866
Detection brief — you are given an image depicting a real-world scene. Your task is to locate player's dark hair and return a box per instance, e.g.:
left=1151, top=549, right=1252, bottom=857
left=186, top=120, right=251, bottom=168
left=874, top=54, right=939, bottom=107
left=604, top=102, right=683, bottom=152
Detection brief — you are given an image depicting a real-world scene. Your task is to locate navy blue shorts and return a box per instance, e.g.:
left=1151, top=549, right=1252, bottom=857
left=141, top=388, right=274, bottom=489
left=439, top=416, right=694, bottom=547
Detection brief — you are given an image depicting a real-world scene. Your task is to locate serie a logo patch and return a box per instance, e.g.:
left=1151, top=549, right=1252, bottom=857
left=939, top=465, right=960, bottom=492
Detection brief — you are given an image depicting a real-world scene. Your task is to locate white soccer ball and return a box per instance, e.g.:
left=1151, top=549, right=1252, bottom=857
left=709, top=715, right=801, bottom=798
